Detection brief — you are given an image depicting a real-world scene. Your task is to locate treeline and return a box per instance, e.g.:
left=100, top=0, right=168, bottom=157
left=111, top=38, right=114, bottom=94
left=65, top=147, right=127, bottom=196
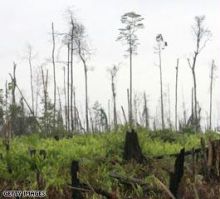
left=0, top=10, right=218, bottom=138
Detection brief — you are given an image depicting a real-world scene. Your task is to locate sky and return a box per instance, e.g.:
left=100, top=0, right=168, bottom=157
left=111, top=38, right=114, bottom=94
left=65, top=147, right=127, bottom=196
left=0, top=0, right=219, bottom=129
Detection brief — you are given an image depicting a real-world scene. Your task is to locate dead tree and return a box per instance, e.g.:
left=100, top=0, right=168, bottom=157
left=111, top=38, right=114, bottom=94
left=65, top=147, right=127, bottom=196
left=70, top=18, right=74, bottom=132
left=143, top=92, right=149, bottom=129
left=175, top=59, right=179, bottom=131
left=209, top=60, right=216, bottom=130
left=67, top=42, right=70, bottom=132
left=27, top=45, right=35, bottom=116
left=71, top=161, right=82, bottom=199
left=51, top=22, right=57, bottom=129
left=63, top=66, right=67, bottom=130
left=41, top=66, right=49, bottom=133
left=74, top=23, right=91, bottom=133
left=108, top=65, right=119, bottom=130
left=169, top=148, right=185, bottom=197
left=10, top=63, right=17, bottom=136
left=121, top=106, right=128, bottom=125
left=187, top=15, right=211, bottom=131
left=167, top=85, right=172, bottom=129
left=155, top=34, right=167, bottom=130
left=123, top=129, right=145, bottom=163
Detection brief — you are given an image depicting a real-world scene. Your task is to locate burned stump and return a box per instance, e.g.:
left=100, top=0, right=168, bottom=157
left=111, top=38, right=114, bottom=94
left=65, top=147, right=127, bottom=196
left=205, top=139, right=220, bottom=181
left=123, top=129, right=146, bottom=163
left=71, top=160, right=83, bottom=199
left=169, top=148, right=185, bottom=197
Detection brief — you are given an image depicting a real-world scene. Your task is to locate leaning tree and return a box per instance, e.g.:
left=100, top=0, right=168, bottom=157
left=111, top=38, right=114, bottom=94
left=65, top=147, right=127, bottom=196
left=117, top=11, right=144, bottom=127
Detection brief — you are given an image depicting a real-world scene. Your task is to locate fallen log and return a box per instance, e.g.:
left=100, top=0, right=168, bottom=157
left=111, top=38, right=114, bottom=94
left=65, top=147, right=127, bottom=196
left=70, top=160, right=117, bottom=199
left=109, top=171, right=147, bottom=186
left=154, top=147, right=203, bottom=159
left=68, top=184, right=115, bottom=199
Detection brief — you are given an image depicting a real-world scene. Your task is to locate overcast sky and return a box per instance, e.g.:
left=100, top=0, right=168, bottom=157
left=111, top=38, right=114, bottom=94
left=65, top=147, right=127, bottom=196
left=0, top=0, right=219, bottom=128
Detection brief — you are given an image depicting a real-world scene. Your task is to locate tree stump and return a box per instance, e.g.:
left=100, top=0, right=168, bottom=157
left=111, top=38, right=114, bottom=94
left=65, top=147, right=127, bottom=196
left=71, top=160, right=83, bottom=199
left=169, top=148, right=185, bottom=197
left=206, top=139, right=220, bottom=181
left=123, top=129, right=145, bottom=163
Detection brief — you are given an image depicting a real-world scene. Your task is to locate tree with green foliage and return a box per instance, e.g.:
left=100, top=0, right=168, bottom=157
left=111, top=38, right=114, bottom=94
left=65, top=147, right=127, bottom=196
left=117, top=11, right=144, bottom=127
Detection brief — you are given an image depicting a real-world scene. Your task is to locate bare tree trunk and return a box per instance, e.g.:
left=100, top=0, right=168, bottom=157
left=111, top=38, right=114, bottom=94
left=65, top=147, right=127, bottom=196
left=192, top=68, right=198, bottom=126
left=28, top=46, right=34, bottom=116
left=80, top=56, right=89, bottom=133
left=143, top=92, right=149, bottom=129
left=167, top=85, right=172, bottom=129
left=11, top=63, right=17, bottom=136
left=127, top=88, right=130, bottom=123
left=73, top=88, right=77, bottom=131
left=5, top=81, right=8, bottom=120
left=129, top=47, right=133, bottom=127
left=182, top=90, right=187, bottom=126
left=209, top=60, right=215, bottom=130
left=12, top=63, right=16, bottom=105
left=63, top=67, right=67, bottom=130
left=159, top=49, right=165, bottom=130
left=111, top=75, right=117, bottom=130
left=41, top=67, right=49, bottom=133
left=191, top=87, right=194, bottom=126
left=121, top=106, right=128, bottom=125
left=175, top=59, right=179, bottom=131
left=51, top=22, right=56, bottom=129
left=35, top=72, right=40, bottom=117
left=57, top=88, right=62, bottom=115
left=67, top=43, right=70, bottom=132
left=108, top=99, right=111, bottom=129
left=134, top=94, right=138, bottom=125
left=70, top=22, right=74, bottom=132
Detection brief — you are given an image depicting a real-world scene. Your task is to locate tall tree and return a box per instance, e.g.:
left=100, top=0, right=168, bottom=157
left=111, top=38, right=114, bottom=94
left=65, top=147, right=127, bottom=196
left=108, top=65, right=119, bottom=130
left=74, top=23, right=91, bottom=133
left=51, top=22, right=57, bottom=129
left=117, top=12, right=144, bottom=127
left=67, top=42, right=70, bottom=132
left=175, top=59, right=179, bottom=131
left=41, top=66, right=49, bottom=133
left=209, top=60, right=216, bottom=130
left=155, top=34, right=167, bottom=130
left=143, top=92, right=149, bottom=129
left=70, top=18, right=75, bottom=132
left=187, top=15, right=211, bottom=131
left=63, top=66, right=67, bottom=130
left=27, top=45, right=35, bottom=116
left=10, top=63, right=17, bottom=136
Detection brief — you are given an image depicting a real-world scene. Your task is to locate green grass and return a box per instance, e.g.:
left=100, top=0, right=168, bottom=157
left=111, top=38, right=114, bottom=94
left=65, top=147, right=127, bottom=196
left=0, top=129, right=220, bottom=198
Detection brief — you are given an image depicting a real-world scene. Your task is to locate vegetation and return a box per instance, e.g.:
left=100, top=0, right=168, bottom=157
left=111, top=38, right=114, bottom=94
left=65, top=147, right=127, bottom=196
left=0, top=3, right=219, bottom=199
left=1, top=129, right=220, bottom=198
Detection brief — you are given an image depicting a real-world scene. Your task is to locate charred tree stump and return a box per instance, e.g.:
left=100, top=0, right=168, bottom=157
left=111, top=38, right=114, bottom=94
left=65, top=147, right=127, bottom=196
left=71, top=160, right=83, bottom=199
left=169, top=148, right=185, bottom=198
left=205, top=139, right=220, bottom=181
left=123, top=129, right=145, bottom=163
